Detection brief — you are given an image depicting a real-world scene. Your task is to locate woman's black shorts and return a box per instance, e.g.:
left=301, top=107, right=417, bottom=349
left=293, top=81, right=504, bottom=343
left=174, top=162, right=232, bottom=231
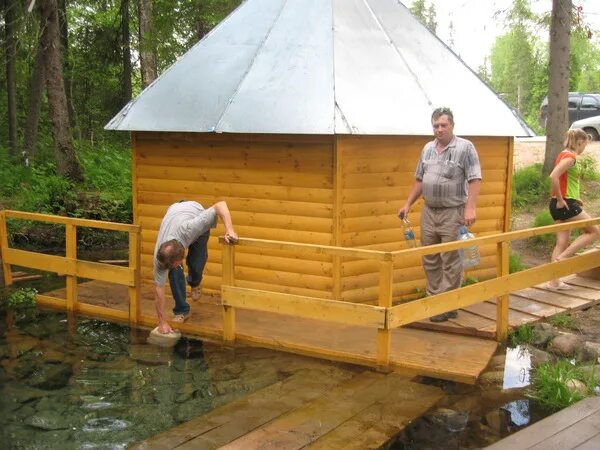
left=549, top=198, right=583, bottom=221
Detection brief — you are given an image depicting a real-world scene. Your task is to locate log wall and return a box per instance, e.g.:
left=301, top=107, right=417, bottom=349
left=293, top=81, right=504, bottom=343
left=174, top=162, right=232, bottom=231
left=336, top=135, right=512, bottom=304
left=134, top=132, right=336, bottom=299
left=133, top=132, right=512, bottom=305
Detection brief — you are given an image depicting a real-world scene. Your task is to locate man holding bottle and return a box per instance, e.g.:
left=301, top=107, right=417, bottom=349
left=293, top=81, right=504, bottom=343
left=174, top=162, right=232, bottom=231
left=397, top=107, right=482, bottom=322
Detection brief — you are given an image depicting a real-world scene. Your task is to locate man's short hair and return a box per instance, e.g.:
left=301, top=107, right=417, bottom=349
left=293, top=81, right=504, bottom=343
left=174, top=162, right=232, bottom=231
left=156, top=239, right=184, bottom=270
left=431, top=107, right=454, bottom=125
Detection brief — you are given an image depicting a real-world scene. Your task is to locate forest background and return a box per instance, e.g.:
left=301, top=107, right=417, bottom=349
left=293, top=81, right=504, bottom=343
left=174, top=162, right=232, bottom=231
left=0, top=0, right=599, bottom=247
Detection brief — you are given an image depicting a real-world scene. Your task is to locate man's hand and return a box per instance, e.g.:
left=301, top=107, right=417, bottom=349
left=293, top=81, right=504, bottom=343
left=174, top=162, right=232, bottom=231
left=397, top=206, right=410, bottom=220
left=464, top=206, right=477, bottom=227
left=158, top=321, right=174, bottom=334
left=223, top=229, right=238, bottom=244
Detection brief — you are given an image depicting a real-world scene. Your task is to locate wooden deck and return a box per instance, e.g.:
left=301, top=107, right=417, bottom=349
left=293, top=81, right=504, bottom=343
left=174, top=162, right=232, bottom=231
left=485, top=396, right=600, bottom=449
left=131, top=369, right=444, bottom=450
left=42, top=280, right=497, bottom=384
left=411, top=275, right=600, bottom=338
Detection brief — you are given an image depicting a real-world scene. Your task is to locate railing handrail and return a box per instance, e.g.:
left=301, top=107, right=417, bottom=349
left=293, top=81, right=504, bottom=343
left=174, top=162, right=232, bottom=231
left=2, top=209, right=139, bottom=233
left=220, top=217, right=600, bottom=263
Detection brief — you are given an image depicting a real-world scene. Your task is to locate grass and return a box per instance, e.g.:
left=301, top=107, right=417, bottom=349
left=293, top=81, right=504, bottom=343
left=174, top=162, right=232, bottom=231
left=548, top=313, right=579, bottom=330
left=512, top=163, right=550, bottom=209
left=509, top=252, right=529, bottom=273
left=530, top=360, right=598, bottom=411
left=509, top=323, right=538, bottom=347
left=529, top=210, right=556, bottom=247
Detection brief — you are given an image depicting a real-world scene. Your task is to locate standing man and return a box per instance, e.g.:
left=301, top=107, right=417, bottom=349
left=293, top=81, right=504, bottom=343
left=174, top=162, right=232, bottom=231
left=154, top=200, right=238, bottom=334
left=397, top=107, right=482, bottom=322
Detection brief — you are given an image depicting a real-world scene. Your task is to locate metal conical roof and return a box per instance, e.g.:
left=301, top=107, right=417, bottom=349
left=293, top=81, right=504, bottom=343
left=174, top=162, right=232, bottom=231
left=106, top=0, right=532, bottom=136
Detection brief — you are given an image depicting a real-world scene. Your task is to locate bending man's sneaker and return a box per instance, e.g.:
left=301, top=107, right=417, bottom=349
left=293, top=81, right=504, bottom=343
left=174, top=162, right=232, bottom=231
left=429, top=312, right=449, bottom=322
left=191, top=286, right=201, bottom=300
left=172, top=312, right=190, bottom=323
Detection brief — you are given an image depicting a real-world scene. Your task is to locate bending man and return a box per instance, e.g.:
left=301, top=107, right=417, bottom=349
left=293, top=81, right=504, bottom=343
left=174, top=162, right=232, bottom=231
left=154, top=200, right=238, bottom=333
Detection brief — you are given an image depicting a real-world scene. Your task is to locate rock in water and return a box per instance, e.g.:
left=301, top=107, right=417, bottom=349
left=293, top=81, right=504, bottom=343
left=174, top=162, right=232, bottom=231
left=147, top=327, right=181, bottom=348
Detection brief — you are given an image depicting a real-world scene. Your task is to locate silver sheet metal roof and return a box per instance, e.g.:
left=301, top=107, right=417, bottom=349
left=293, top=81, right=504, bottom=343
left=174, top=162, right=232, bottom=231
left=106, top=0, right=532, bottom=136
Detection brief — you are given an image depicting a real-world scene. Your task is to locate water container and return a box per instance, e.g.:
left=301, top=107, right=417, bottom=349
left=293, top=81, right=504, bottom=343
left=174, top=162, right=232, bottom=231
left=457, top=225, right=480, bottom=268
left=402, top=218, right=417, bottom=248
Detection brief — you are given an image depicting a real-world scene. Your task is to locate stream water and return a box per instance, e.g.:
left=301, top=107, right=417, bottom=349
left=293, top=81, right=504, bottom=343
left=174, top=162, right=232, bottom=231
left=0, top=305, right=341, bottom=449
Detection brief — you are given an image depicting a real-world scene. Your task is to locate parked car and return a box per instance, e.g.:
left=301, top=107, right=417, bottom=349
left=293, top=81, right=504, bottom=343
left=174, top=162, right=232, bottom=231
left=539, top=92, right=600, bottom=129
left=570, top=115, right=600, bottom=141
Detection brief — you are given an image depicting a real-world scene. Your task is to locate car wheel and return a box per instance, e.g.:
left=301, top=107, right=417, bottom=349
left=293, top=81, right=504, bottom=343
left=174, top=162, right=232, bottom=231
left=584, top=127, right=600, bottom=141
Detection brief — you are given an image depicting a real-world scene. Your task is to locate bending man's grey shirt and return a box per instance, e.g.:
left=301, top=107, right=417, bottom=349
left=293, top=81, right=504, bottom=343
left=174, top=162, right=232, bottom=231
left=153, top=201, right=217, bottom=286
left=415, top=136, right=482, bottom=208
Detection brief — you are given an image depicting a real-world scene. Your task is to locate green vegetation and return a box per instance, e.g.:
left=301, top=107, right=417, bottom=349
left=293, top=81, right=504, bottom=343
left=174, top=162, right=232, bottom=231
left=6, top=288, right=38, bottom=310
left=509, top=252, right=529, bottom=273
left=512, top=164, right=550, bottom=209
left=508, top=323, right=538, bottom=347
left=530, top=210, right=555, bottom=246
left=548, top=313, right=579, bottom=331
left=579, top=154, right=600, bottom=182
left=530, top=360, right=598, bottom=411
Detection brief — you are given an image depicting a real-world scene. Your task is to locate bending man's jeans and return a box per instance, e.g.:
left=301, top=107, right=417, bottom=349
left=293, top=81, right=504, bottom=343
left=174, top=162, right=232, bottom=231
left=168, top=231, right=210, bottom=315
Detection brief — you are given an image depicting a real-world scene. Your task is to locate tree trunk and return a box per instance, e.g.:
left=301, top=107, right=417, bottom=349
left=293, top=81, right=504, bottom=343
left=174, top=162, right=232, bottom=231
left=121, top=0, right=132, bottom=103
left=40, top=0, right=84, bottom=182
left=543, top=0, right=572, bottom=175
left=138, top=0, right=156, bottom=88
left=4, top=0, right=18, bottom=158
left=57, top=0, right=79, bottom=138
left=23, top=38, right=46, bottom=164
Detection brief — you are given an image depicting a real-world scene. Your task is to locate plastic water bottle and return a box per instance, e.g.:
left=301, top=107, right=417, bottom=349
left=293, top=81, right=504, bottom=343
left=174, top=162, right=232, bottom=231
left=402, top=218, right=417, bottom=248
left=457, top=225, right=480, bottom=268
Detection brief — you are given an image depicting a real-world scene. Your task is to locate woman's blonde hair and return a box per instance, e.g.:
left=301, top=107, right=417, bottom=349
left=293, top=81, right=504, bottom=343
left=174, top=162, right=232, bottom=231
left=564, top=128, right=589, bottom=150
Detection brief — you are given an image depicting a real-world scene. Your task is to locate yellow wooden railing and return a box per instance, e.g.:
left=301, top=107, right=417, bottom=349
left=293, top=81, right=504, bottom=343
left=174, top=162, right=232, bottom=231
left=220, top=217, right=600, bottom=368
left=0, top=210, right=141, bottom=323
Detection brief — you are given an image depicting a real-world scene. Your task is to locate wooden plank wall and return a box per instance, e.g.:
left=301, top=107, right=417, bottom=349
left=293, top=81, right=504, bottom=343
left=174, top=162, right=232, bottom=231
left=337, top=135, right=511, bottom=304
left=133, top=132, right=336, bottom=299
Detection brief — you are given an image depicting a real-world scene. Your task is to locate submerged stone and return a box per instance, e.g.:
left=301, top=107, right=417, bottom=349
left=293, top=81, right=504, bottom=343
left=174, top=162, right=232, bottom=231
left=25, top=411, right=70, bottom=430
left=27, top=362, right=73, bottom=390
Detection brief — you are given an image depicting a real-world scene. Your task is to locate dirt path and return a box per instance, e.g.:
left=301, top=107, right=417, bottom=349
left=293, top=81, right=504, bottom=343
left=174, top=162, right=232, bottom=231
left=514, top=137, right=600, bottom=169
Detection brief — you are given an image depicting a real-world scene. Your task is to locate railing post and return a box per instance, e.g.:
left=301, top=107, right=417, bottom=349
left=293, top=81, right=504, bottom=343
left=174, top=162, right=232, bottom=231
left=0, top=211, right=13, bottom=286
left=496, top=241, right=510, bottom=341
left=377, top=259, right=393, bottom=368
left=128, top=228, right=141, bottom=324
left=221, top=241, right=236, bottom=342
left=65, top=224, right=77, bottom=312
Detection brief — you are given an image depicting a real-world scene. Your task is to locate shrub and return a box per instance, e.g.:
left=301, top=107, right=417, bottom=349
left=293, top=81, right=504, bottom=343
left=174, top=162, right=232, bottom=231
left=509, top=324, right=538, bottom=347
left=512, top=163, right=550, bottom=208
left=579, top=154, right=600, bottom=181
left=509, top=252, right=529, bottom=273
left=6, top=287, right=37, bottom=310
left=529, top=210, right=556, bottom=246
left=530, top=360, right=597, bottom=411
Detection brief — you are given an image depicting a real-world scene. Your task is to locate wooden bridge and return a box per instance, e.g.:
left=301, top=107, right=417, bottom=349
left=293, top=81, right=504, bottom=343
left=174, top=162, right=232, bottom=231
left=2, top=209, right=600, bottom=385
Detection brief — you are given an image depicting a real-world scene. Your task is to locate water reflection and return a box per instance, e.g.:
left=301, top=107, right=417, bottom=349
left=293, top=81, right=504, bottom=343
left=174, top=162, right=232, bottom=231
left=503, top=345, right=532, bottom=389
left=502, top=399, right=531, bottom=427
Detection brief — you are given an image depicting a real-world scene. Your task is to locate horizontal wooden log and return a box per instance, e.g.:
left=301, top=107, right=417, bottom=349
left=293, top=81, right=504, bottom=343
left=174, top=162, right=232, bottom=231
left=388, top=250, right=600, bottom=328
left=76, top=260, right=135, bottom=286
left=4, top=248, right=69, bottom=274
left=137, top=165, right=332, bottom=189
left=222, top=286, right=385, bottom=328
left=138, top=210, right=333, bottom=233
left=3, top=210, right=138, bottom=232
left=342, top=169, right=507, bottom=189
left=341, top=207, right=505, bottom=233
left=341, top=155, right=508, bottom=174
left=136, top=198, right=333, bottom=219
left=137, top=178, right=333, bottom=204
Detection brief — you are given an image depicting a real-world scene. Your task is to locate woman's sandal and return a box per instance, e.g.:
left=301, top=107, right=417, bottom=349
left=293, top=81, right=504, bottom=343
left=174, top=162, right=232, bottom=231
left=543, top=281, right=573, bottom=291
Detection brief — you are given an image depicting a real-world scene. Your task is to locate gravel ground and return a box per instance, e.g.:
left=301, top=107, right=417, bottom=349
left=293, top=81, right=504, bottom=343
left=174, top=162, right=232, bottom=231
left=514, top=137, right=600, bottom=169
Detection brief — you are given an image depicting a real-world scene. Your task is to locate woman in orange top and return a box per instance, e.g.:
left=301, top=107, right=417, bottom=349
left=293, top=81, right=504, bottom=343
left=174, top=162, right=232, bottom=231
left=546, top=128, right=600, bottom=289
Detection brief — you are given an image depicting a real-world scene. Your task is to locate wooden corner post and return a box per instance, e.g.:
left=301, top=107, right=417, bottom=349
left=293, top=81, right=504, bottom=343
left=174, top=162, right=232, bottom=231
left=221, top=240, right=236, bottom=342
left=0, top=211, right=13, bottom=286
left=377, top=259, right=393, bottom=368
left=128, top=228, right=141, bottom=324
left=496, top=241, right=510, bottom=341
left=65, top=224, right=78, bottom=312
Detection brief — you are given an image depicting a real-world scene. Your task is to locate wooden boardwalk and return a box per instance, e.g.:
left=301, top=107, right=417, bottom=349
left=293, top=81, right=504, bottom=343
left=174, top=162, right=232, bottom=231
left=42, top=280, right=497, bottom=384
left=40, top=273, right=600, bottom=384
left=132, top=369, right=444, bottom=450
left=411, top=275, right=600, bottom=338
left=485, top=396, right=600, bottom=449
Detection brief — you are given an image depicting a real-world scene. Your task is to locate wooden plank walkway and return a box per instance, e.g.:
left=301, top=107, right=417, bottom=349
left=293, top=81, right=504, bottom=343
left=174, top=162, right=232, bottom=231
left=41, top=280, right=497, bottom=384
left=411, top=275, right=600, bottom=338
left=132, top=370, right=444, bottom=450
left=485, top=396, right=600, bottom=449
